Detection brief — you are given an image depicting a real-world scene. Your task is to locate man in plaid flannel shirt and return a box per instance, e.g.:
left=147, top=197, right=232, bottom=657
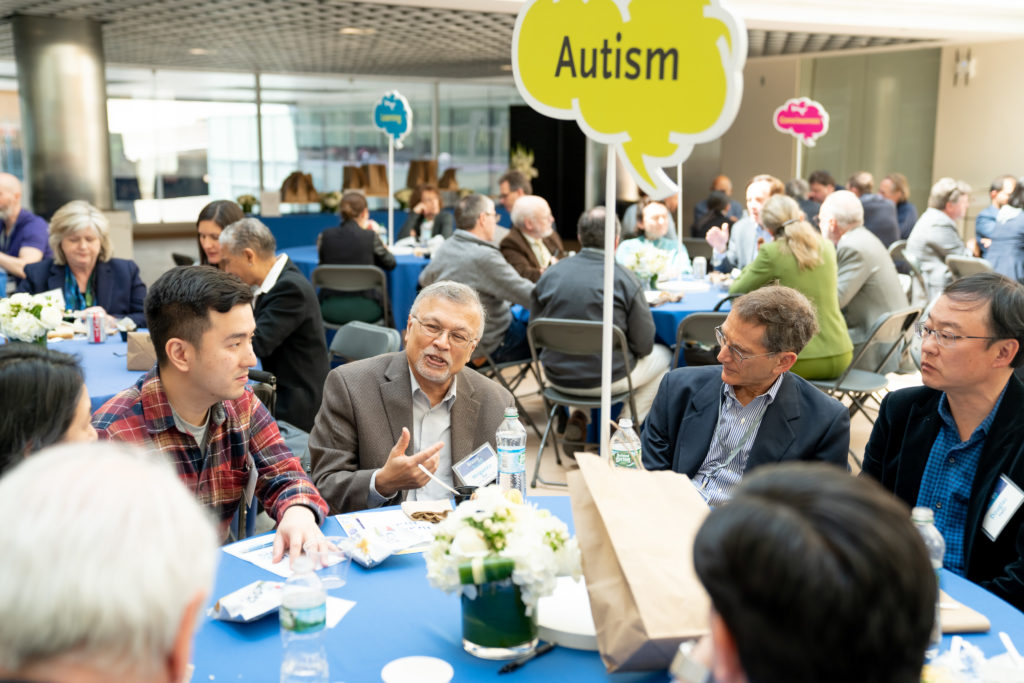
left=863, top=274, right=1024, bottom=611
left=94, top=266, right=328, bottom=564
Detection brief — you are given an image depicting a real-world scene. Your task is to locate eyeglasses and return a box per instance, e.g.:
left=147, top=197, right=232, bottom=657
left=914, top=322, right=1001, bottom=348
left=714, top=326, right=778, bottom=364
left=412, top=316, right=476, bottom=348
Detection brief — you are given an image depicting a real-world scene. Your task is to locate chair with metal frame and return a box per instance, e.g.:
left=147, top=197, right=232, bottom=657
left=231, top=368, right=278, bottom=541
left=946, top=254, right=993, bottom=280
left=526, top=318, right=638, bottom=488
left=328, top=320, right=402, bottom=363
left=474, top=355, right=543, bottom=439
left=682, top=237, right=713, bottom=263
left=889, top=240, right=928, bottom=305
left=673, top=311, right=728, bottom=368
left=311, top=265, right=390, bottom=330
left=811, top=306, right=921, bottom=465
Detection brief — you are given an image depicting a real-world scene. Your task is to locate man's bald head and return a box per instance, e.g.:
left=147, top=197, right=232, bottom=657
left=511, top=195, right=554, bottom=239
left=819, top=190, right=864, bottom=244
left=0, top=173, right=23, bottom=224
left=0, top=173, right=21, bottom=194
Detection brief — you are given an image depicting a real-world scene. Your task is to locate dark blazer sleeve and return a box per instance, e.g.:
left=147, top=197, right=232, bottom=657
left=500, top=230, right=543, bottom=283
left=96, top=259, right=147, bottom=328
left=372, top=234, right=396, bottom=270
left=640, top=372, right=678, bottom=471
left=435, top=211, right=454, bottom=239
left=16, top=259, right=59, bottom=294
left=397, top=213, right=421, bottom=241
left=253, top=273, right=310, bottom=358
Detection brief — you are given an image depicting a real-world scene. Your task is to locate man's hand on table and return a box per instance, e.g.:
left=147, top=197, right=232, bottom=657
left=374, top=427, right=443, bottom=499
left=273, top=505, right=324, bottom=567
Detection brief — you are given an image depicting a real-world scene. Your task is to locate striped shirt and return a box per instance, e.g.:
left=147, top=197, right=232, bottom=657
left=693, top=374, right=784, bottom=507
left=93, top=369, right=327, bottom=538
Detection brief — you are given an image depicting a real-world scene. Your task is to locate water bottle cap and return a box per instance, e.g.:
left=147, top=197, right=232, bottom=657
left=911, top=507, right=935, bottom=523
left=618, top=418, right=633, bottom=429
left=503, top=407, right=518, bottom=418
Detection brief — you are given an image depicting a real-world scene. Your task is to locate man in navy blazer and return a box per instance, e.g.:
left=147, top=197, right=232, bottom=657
left=863, top=274, right=1024, bottom=611
left=642, top=286, right=849, bottom=505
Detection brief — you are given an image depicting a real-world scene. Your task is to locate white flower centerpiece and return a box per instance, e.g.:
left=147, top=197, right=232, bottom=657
left=425, top=485, right=580, bottom=659
left=320, top=190, right=342, bottom=214
left=623, top=241, right=671, bottom=289
left=0, top=292, right=64, bottom=345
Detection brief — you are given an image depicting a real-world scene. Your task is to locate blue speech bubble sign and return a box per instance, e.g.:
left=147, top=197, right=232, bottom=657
left=373, top=91, right=413, bottom=148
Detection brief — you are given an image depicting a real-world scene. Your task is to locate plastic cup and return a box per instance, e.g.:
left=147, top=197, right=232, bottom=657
left=303, top=536, right=351, bottom=590
left=692, top=256, right=707, bottom=279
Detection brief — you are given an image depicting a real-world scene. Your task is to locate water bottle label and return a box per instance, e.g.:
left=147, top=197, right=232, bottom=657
left=280, top=603, right=326, bottom=633
left=497, top=446, right=526, bottom=473
left=611, top=448, right=640, bottom=469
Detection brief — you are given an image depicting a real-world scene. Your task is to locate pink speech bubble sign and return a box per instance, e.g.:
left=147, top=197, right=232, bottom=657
left=773, top=97, right=829, bottom=147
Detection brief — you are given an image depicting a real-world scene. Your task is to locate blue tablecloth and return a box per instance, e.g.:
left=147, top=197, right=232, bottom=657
left=54, top=337, right=146, bottom=411
left=0, top=269, right=7, bottom=293
left=281, top=246, right=428, bottom=332
left=649, top=285, right=731, bottom=347
left=192, top=496, right=1024, bottom=681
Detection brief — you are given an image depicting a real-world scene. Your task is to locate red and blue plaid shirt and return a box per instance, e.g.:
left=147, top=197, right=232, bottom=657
left=93, top=369, right=327, bottom=537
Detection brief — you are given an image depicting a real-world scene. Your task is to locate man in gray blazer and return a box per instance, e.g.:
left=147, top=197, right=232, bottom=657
left=309, top=281, right=513, bottom=513
left=821, top=190, right=908, bottom=372
left=906, top=177, right=974, bottom=301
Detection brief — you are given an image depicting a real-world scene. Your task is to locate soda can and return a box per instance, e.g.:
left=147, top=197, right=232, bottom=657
left=85, top=311, right=106, bottom=343
left=692, top=256, right=708, bottom=279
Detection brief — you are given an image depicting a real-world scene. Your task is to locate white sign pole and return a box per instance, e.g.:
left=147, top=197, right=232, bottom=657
left=388, top=137, right=395, bottom=248
left=794, top=138, right=803, bottom=185
left=600, top=145, right=616, bottom=460
left=676, top=162, right=683, bottom=249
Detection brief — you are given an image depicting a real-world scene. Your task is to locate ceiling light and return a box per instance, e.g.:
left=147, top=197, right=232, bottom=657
left=500, top=64, right=513, bottom=71
left=188, top=48, right=215, bottom=56
left=339, top=27, right=376, bottom=36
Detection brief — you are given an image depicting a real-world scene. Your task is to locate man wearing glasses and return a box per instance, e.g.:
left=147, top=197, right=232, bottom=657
left=863, top=273, right=1024, bottom=611
left=642, top=285, right=850, bottom=506
left=308, top=281, right=513, bottom=513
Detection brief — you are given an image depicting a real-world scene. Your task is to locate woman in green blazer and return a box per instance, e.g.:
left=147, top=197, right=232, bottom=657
left=730, top=194, right=853, bottom=379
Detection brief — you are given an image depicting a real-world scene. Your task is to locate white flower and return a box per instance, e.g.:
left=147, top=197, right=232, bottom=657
left=450, top=527, right=488, bottom=557
left=39, top=305, right=63, bottom=328
left=6, top=311, right=45, bottom=342
left=7, top=292, right=31, bottom=307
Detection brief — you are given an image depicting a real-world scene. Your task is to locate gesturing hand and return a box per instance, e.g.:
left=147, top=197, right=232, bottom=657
left=374, top=427, right=443, bottom=498
left=706, top=223, right=730, bottom=254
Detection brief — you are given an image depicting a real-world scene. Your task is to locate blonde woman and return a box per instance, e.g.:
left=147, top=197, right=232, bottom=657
left=729, top=194, right=852, bottom=379
left=17, top=200, right=147, bottom=326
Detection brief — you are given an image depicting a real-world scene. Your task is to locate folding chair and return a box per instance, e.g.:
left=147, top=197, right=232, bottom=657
left=172, top=253, right=197, bottom=266
left=527, top=318, right=638, bottom=488
left=889, top=240, right=927, bottom=305
left=231, top=368, right=278, bottom=540
left=811, top=306, right=921, bottom=465
left=946, top=255, right=993, bottom=280
left=475, top=355, right=543, bottom=439
left=673, top=312, right=727, bottom=368
left=682, top=237, right=713, bottom=262
left=328, top=320, right=402, bottom=363
left=312, top=265, right=390, bottom=330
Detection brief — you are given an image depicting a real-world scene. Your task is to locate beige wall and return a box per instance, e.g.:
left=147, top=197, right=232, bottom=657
left=933, top=38, right=1024, bottom=233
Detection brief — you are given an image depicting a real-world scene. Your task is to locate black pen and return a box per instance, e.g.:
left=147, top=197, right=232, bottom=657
left=498, top=642, right=556, bottom=674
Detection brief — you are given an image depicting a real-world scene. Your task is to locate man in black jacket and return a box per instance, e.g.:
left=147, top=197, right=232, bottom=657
left=863, top=273, right=1024, bottom=611
left=219, top=218, right=329, bottom=451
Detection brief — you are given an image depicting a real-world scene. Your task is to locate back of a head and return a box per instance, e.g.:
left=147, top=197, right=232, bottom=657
left=145, top=266, right=254, bottom=367
left=339, top=191, right=368, bottom=222
left=884, top=173, right=911, bottom=202
left=847, top=171, right=874, bottom=195
left=759, top=194, right=821, bottom=271
left=927, top=177, right=970, bottom=210
left=454, top=193, right=491, bottom=232
left=577, top=206, right=620, bottom=249
left=0, top=442, right=218, bottom=677
left=822, top=190, right=865, bottom=232
left=499, top=169, right=532, bottom=196
left=219, top=217, right=277, bottom=260
left=731, top=285, right=818, bottom=354
left=785, top=178, right=809, bottom=199
left=694, top=463, right=935, bottom=683
left=1007, top=178, right=1024, bottom=210
left=510, top=195, right=546, bottom=229
left=706, top=190, right=729, bottom=214
left=0, top=344, right=84, bottom=471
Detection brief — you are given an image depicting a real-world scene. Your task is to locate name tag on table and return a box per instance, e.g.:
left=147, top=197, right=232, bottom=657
left=453, top=443, right=498, bottom=488
left=982, top=474, right=1024, bottom=542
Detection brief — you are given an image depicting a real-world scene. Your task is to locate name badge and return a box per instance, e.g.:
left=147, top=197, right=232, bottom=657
left=982, top=474, right=1024, bottom=542
left=452, top=443, right=498, bottom=488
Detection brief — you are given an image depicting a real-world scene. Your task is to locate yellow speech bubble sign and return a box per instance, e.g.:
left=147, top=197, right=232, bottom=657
left=513, top=0, right=746, bottom=198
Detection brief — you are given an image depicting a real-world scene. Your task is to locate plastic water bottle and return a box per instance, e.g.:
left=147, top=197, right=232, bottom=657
left=496, top=407, right=527, bottom=502
left=280, top=555, right=329, bottom=683
left=609, top=419, right=643, bottom=469
left=912, top=506, right=945, bottom=660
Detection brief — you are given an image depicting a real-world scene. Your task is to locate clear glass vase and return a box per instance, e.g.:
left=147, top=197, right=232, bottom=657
left=460, top=578, right=538, bottom=660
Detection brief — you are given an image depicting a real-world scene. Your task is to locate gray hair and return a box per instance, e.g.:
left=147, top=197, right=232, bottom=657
left=219, top=217, right=277, bottom=259
left=821, top=190, right=864, bottom=231
left=732, top=285, right=819, bottom=354
left=577, top=206, right=621, bottom=249
left=847, top=171, right=874, bottom=195
left=928, top=177, right=971, bottom=210
left=785, top=178, right=809, bottom=199
left=454, top=193, right=492, bottom=232
left=509, top=195, right=547, bottom=229
left=48, top=200, right=113, bottom=265
left=411, top=280, right=486, bottom=337
left=0, top=442, right=218, bottom=676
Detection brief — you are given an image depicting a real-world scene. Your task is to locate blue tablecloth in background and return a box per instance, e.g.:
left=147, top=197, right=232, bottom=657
left=56, top=337, right=146, bottom=411
left=0, top=269, right=7, bottom=293
left=281, top=246, right=428, bottom=332
left=650, top=286, right=731, bottom=347
left=193, top=495, right=1024, bottom=681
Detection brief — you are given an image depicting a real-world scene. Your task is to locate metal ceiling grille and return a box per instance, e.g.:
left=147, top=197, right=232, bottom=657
left=0, top=1, right=926, bottom=78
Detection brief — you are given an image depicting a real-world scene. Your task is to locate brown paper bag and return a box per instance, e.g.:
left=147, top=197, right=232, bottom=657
left=438, top=168, right=459, bottom=191
left=342, top=165, right=368, bottom=191
left=568, top=453, right=711, bottom=672
left=405, top=159, right=438, bottom=189
left=363, top=164, right=389, bottom=197
left=126, top=331, right=156, bottom=371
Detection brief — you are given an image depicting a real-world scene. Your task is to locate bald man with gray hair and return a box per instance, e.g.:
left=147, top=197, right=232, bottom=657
left=821, top=190, right=907, bottom=372
left=501, top=195, right=565, bottom=282
left=0, top=172, right=51, bottom=285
